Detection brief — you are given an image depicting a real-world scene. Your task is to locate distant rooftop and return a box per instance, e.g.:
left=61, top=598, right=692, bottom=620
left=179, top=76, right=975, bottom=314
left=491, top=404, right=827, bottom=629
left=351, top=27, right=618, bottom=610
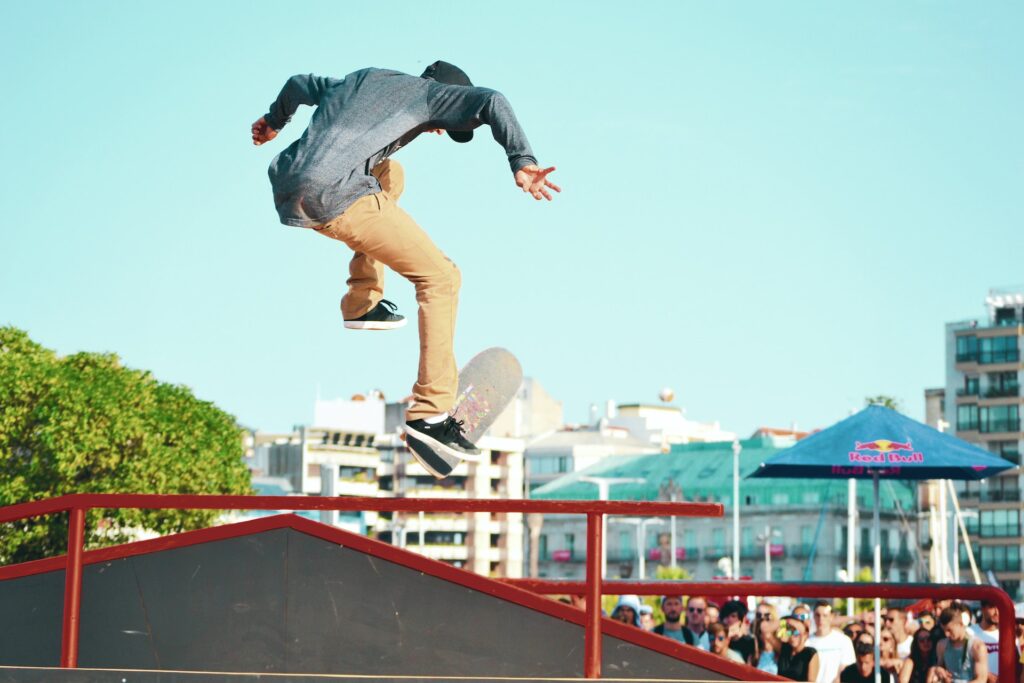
left=531, top=435, right=914, bottom=510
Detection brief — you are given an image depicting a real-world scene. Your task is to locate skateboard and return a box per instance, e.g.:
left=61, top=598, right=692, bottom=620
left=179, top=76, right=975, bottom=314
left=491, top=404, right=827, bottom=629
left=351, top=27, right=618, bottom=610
left=404, top=347, right=523, bottom=478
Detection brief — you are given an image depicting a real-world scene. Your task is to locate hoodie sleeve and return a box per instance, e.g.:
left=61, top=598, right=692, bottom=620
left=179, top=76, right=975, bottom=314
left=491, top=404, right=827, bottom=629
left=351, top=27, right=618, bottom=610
left=427, top=84, right=539, bottom=174
left=264, top=74, right=340, bottom=131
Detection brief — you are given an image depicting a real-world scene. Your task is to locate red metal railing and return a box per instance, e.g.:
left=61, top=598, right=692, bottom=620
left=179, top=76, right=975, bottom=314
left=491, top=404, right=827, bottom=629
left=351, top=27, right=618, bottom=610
left=0, top=493, right=721, bottom=676
left=0, top=494, right=1016, bottom=683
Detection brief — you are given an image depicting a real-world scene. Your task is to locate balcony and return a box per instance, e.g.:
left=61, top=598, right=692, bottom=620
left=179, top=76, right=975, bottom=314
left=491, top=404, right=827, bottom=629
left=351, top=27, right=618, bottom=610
left=980, top=490, right=1022, bottom=503
left=980, top=350, right=1021, bottom=365
left=976, top=556, right=1022, bottom=572
left=981, top=420, right=1022, bottom=434
left=859, top=547, right=897, bottom=564
left=647, top=547, right=700, bottom=562
left=703, top=546, right=728, bottom=559
left=790, top=543, right=815, bottom=559
left=957, top=387, right=980, bottom=398
left=985, top=386, right=1020, bottom=399
left=978, top=528, right=1019, bottom=540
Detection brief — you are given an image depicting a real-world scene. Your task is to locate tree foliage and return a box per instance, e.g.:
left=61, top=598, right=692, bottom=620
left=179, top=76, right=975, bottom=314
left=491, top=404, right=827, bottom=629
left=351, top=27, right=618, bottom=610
left=0, top=327, right=252, bottom=563
left=865, top=395, right=902, bottom=412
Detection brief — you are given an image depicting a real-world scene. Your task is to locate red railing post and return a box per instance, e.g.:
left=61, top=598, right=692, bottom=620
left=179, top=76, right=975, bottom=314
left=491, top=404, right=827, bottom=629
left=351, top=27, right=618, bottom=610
left=994, top=591, right=1017, bottom=683
left=60, top=505, right=86, bottom=668
left=584, top=512, right=603, bottom=678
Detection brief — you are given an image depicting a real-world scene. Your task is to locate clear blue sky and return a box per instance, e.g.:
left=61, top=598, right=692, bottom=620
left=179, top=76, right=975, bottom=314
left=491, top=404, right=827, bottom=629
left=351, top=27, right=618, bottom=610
left=2, top=2, right=1021, bottom=435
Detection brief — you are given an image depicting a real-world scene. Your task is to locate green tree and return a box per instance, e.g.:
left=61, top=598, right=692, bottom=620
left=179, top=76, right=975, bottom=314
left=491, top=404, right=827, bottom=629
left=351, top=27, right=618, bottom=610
left=835, top=566, right=879, bottom=614
left=865, top=395, right=902, bottom=412
left=0, top=327, right=252, bottom=563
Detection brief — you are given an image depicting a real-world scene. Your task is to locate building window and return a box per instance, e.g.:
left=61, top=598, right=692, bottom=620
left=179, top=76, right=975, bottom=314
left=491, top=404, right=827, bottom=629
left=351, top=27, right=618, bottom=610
left=959, top=376, right=980, bottom=397
left=980, top=405, right=1020, bottom=434
left=979, top=545, right=1021, bottom=572
left=539, top=534, right=548, bottom=560
left=772, top=492, right=789, bottom=505
left=771, top=566, right=784, bottom=581
left=957, top=335, right=979, bottom=362
left=987, top=371, right=1020, bottom=398
left=711, top=528, right=725, bottom=556
left=957, top=404, right=979, bottom=432
left=979, top=335, right=1020, bottom=365
left=980, top=509, right=1020, bottom=537
left=991, top=441, right=1021, bottom=465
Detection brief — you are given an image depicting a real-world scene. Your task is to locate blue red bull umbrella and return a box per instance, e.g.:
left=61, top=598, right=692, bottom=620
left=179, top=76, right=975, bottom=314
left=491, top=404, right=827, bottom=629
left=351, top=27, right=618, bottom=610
left=750, top=404, right=1011, bottom=683
left=749, top=404, right=1010, bottom=481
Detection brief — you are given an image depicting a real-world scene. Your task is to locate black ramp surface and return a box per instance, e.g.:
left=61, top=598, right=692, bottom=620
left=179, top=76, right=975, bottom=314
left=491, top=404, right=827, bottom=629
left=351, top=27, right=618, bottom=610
left=0, top=521, right=740, bottom=680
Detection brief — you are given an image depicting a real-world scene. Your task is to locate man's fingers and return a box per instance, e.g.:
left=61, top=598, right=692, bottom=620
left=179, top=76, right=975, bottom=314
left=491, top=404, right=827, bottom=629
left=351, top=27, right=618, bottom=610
left=540, top=188, right=553, bottom=200
left=546, top=180, right=562, bottom=192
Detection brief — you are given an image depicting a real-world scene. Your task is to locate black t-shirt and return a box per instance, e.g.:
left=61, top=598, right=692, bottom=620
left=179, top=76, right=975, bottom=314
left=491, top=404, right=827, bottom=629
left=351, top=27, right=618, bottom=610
left=730, top=635, right=756, bottom=664
left=841, top=663, right=892, bottom=683
left=778, top=644, right=818, bottom=681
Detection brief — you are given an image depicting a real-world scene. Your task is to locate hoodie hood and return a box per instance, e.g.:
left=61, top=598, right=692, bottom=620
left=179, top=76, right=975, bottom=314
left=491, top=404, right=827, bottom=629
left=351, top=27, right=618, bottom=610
left=612, top=594, right=642, bottom=627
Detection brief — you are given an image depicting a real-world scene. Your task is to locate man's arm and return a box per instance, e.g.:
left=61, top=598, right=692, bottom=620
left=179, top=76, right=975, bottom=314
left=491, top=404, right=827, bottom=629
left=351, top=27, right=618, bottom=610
left=971, top=639, right=990, bottom=683
left=427, top=84, right=561, bottom=201
left=251, top=74, right=339, bottom=145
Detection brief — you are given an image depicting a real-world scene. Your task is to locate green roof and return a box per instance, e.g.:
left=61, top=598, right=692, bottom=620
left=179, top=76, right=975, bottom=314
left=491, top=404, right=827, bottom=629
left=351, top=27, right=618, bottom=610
left=531, top=435, right=915, bottom=510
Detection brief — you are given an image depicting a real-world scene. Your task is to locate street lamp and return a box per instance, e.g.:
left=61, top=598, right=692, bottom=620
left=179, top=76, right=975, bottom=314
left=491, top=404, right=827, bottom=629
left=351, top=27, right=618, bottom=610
left=580, top=476, right=645, bottom=578
left=658, top=479, right=683, bottom=569
left=757, top=525, right=782, bottom=581
left=616, top=517, right=665, bottom=580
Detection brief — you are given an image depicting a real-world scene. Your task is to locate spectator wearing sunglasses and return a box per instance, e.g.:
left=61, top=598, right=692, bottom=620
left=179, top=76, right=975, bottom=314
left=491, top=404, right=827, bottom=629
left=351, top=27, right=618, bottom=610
left=755, top=604, right=782, bottom=675
left=779, top=615, right=821, bottom=682
left=710, top=623, right=747, bottom=664
left=886, top=608, right=914, bottom=661
left=900, top=625, right=941, bottom=683
left=654, top=595, right=709, bottom=650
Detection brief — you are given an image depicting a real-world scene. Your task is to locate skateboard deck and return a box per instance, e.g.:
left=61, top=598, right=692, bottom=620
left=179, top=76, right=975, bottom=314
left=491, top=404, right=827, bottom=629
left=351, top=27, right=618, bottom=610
left=405, top=347, right=522, bottom=477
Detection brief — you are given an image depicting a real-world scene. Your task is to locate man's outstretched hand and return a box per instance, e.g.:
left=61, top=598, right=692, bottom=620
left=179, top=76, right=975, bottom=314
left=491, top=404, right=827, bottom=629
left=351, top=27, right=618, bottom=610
left=515, top=165, right=561, bottom=201
left=251, top=117, right=278, bottom=146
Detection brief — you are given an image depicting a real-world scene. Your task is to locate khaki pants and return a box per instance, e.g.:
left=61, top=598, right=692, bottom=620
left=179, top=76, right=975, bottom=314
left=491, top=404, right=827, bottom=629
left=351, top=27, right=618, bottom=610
left=314, top=160, right=460, bottom=420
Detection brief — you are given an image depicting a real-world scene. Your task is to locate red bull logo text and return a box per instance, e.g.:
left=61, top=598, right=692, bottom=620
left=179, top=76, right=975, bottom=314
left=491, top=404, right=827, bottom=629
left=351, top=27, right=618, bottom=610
left=848, top=438, right=924, bottom=464
left=831, top=465, right=904, bottom=476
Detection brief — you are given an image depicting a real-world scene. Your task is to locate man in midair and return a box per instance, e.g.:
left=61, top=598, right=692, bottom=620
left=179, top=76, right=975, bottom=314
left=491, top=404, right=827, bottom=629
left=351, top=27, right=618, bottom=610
left=252, top=62, right=559, bottom=476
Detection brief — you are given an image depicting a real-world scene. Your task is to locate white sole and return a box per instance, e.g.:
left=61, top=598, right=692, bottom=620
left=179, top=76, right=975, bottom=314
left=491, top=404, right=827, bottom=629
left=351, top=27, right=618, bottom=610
left=343, top=319, right=407, bottom=330
left=402, top=425, right=484, bottom=463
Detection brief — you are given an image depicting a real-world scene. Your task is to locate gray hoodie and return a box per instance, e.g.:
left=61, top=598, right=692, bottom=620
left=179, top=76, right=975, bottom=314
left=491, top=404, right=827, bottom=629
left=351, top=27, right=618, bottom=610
left=264, top=68, right=538, bottom=228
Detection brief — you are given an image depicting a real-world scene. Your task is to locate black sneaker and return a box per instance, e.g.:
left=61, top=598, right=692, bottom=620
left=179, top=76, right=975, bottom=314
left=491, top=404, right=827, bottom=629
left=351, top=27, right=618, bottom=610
left=404, top=416, right=482, bottom=461
left=405, top=433, right=461, bottom=479
left=344, top=299, right=406, bottom=330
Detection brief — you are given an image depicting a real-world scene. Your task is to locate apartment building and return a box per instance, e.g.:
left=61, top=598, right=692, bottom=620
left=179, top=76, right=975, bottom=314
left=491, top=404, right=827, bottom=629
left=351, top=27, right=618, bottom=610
left=944, top=288, right=1024, bottom=598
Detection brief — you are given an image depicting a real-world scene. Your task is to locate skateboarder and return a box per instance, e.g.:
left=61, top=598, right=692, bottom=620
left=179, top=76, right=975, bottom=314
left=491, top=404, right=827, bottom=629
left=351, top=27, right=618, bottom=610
left=251, top=61, right=559, bottom=461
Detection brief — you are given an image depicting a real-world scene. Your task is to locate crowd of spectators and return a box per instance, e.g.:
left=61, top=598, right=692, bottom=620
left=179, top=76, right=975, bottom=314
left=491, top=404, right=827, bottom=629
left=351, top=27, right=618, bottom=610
left=603, top=595, right=1024, bottom=683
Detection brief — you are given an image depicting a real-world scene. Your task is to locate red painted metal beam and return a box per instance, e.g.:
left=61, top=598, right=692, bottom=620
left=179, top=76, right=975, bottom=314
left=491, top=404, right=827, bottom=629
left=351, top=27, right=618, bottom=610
left=59, top=506, right=85, bottom=668
left=502, top=580, right=1018, bottom=683
left=0, top=493, right=723, bottom=523
left=584, top=513, right=603, bottom=679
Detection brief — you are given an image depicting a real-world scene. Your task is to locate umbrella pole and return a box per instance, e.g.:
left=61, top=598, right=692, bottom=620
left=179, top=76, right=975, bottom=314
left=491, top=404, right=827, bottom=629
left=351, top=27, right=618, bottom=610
left=873, top=471, right=882, bottom=683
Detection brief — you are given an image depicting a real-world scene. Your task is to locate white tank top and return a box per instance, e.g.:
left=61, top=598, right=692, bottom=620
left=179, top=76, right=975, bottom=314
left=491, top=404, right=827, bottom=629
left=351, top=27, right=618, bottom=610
left=970, top=624, right=1000, bottom=675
